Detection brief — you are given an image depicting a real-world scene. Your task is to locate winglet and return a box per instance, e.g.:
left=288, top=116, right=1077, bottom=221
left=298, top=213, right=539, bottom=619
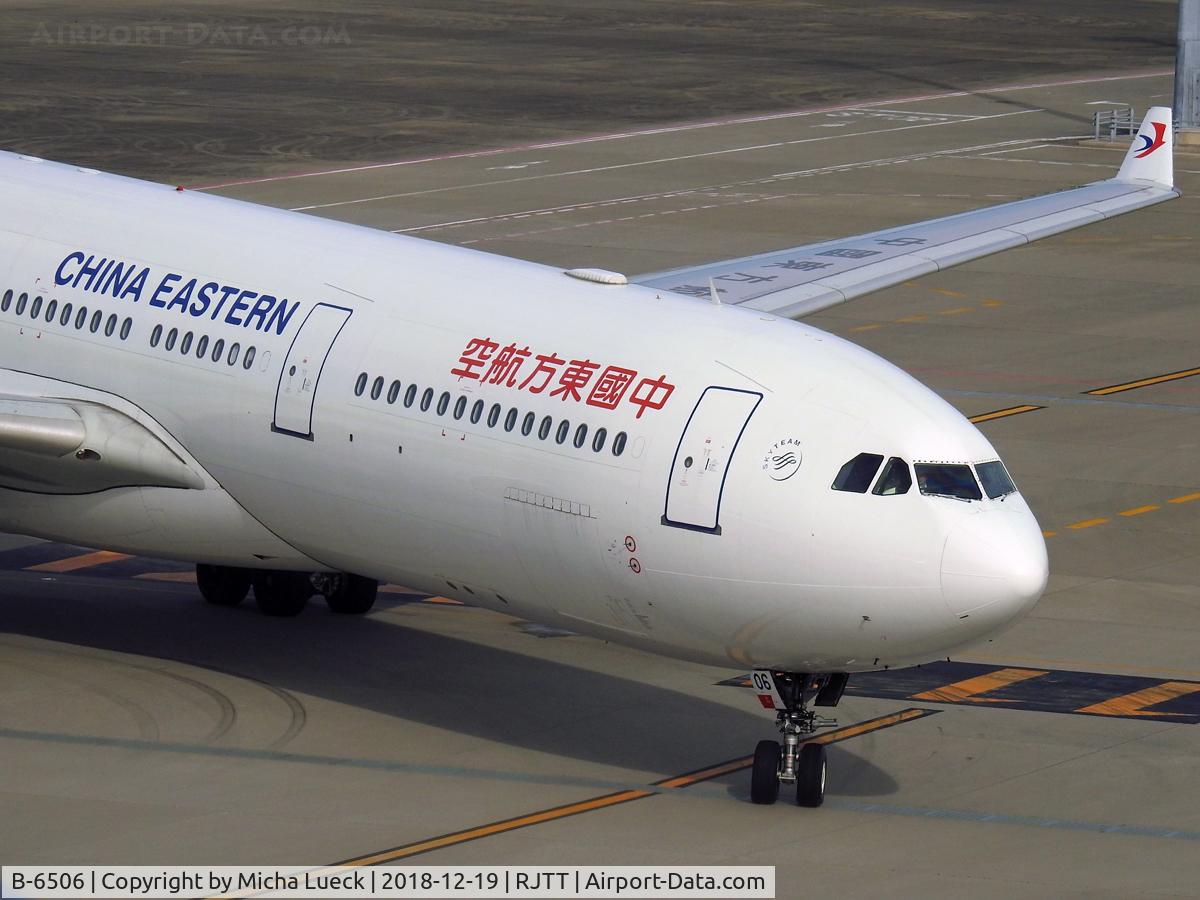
left=1116, top=106, right=1174, bottom=189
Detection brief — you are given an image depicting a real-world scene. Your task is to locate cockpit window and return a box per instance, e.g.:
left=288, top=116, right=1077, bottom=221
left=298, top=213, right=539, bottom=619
left=832, top=452, right=884, bottom=493
left=915, top=464, right=982, bottom=501
left=976, top=460, right=1017, bottom=499
left=872, top=457, right=912, bottom=496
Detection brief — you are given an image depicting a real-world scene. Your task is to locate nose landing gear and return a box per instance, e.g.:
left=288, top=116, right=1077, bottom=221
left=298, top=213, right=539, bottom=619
left=748, top=670, right=846, bottom=807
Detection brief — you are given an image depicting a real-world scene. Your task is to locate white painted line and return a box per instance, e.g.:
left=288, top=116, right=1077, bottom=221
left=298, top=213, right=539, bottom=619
left=869, top=109, right=980, bottom=118
left=976, top=143, right=1054, bottom=155
left=293, top=108, right=1044, bottom=213
left=189, top=68, right=1170, bottom=190
left=392, top=134, right=1091, bottom=235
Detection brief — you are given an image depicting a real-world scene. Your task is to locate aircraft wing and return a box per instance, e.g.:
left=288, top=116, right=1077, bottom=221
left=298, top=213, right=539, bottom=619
left=634, top=107, right=1177, bottom=319
left=0, top=394, right=203, bottom=494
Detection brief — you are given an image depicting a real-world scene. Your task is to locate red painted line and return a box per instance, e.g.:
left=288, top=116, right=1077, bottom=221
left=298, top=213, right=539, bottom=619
left=187, top=68, right=1169, bottom=191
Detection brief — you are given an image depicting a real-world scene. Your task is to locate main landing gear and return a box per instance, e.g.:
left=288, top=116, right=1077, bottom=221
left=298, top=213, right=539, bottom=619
left=748, top=670, right=848, bottom=808
left=196, top=565, right=378, bottom=617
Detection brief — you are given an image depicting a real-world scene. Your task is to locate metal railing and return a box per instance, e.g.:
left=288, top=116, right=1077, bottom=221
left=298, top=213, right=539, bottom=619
left=1092, top=107, right=1137, bottom=141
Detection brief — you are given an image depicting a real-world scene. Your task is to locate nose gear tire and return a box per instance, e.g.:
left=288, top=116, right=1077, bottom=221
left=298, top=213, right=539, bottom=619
left=750, top=740, right=782, bottom=805
left=796, top=743, right=827, bottom=808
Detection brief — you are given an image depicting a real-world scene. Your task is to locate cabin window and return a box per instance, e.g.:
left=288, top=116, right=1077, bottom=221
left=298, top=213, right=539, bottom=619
left=404, top=384, right=418, bottom=408
left=453, top=395, right=467, bottom=419
left=592, top=427, right=608, bottom=453
left=61, top=303, right=73, bottom=327
left=75, top=306, right=88, bottom=330
left=915, top=463, right=982, bottom=501
left=420, top=387, right=434, bottom=411
left=387, top=380, right=401, bottom=404
left=436, top=391, right=451, bottom=416
left=29, top=295, right=42, bottom=319
left=537, top=415, right=553, bottom=440
left=243, top=346, right=256, bottom=370
left=612, top=431, right=627, bottom=456
left=46, top=299, right=58, bottom=323
left=15, top=293, right=27, bottom=316
left=554, top=419, right=571, bottom=444
left=487, top=403, right=502, bottom=428
left=89, top=310, right=103, bottom=333
left=873, top=458, right=912, bottom=496
left=521, top=412, right=536, bottom=436
left=227, top=343, right=241, bottom=366
left=164, top=327, right=177, bottom=350
left=196, top=334, right=209, bottom=357
left=470, top=399, right=484, bottom=424
left=179, top=331, right=193, bottom=354
left=0, top=290, right=10, bottom=312
left=504, top=408, right=518, bottom=432
left=120, top=317, right=132, bottom=340
left=104, top=314, right=117, bottom=337
left=370, top=376, right=384, bottom=400
left=832, top=452, right=884, bottom=493
left=573, top=423, right=588, bottom=449
left=976, top=460, right=1017, bottom=499
left=150, top=324, right=162, bottom=347
left=354, top=372, right=368, bottom=397
left=211, top=338, right=225, bottom=362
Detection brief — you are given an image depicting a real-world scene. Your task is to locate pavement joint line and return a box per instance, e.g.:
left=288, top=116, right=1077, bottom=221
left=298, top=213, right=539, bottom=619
left=326, top=709, right=938, bottom=868
left=201, top=709, right=937, bottom=898
left=942, top=387, right=1200, bottom=414
left=0, top=727, right=729, bottom=794
left=0, top=710, right=935, bottom=802
left=824, top=800, right=1200, bottom=841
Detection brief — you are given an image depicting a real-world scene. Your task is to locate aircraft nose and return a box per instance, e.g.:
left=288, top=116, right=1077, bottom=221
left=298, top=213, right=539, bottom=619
left=941, top=510, right=1048, bottom=624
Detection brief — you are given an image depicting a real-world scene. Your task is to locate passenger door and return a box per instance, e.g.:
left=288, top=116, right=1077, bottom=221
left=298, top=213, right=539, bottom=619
left=662, top=386, right=762, bottom=534
left=271, top=302, right=352, bottom=440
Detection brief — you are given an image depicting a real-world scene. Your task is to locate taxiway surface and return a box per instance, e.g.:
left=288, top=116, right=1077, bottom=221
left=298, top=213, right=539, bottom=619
left=2, top=69, right=1199, bottom=897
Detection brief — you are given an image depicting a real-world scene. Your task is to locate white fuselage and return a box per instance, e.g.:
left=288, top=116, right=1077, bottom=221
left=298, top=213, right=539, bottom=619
left=0, top=151, right=1047, bottom=672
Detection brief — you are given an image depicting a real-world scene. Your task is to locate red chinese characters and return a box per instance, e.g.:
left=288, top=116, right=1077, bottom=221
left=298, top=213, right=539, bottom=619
left=450, top=337, right=675, bottom=417
left=585, top=365, right=636, bottom=410
left=450, top=337, right=498, bottom=380
left=550, top=359, right=600, bottom=401
left=482, top=343, right=531, bottom=386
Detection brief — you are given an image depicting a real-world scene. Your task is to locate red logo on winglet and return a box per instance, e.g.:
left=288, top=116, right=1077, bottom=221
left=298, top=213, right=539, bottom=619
left=1134, top=121, right=1167, bottom=159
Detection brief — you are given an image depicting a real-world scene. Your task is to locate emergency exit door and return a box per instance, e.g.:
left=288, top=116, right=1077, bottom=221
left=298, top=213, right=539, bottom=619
left=662, top=386, right=762, bottom=534
left=272, top=303, right=352, bottom=440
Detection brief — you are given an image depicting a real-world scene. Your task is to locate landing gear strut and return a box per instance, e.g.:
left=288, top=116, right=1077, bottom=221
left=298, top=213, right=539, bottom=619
left=748, top=670, right=847, bottom=807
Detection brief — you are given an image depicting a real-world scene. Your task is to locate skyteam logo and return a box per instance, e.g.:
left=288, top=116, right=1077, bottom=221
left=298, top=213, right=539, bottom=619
left=1134, top=121, right=1168, bottom=159
left=762, top=438, right=802, bottom=482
